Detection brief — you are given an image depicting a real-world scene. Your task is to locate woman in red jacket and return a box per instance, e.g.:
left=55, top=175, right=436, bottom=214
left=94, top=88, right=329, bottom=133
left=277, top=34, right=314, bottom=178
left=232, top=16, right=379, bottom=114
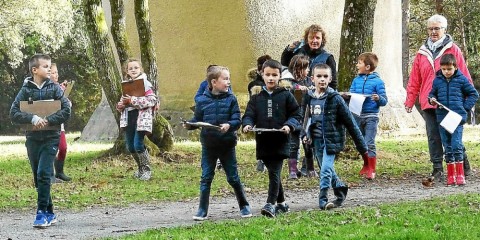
left=404, top=14, right=473, bottom=181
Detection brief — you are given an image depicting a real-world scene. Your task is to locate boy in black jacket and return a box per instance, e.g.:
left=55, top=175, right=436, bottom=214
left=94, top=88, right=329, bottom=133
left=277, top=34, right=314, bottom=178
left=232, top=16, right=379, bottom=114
left=243, top=59, right=301, bottom=218
left=10, top=54, right=71, bottom=228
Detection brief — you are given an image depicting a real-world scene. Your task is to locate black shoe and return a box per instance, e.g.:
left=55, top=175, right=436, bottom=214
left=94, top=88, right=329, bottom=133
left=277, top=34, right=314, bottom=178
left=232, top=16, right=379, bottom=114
left=261, top=203, right=276, bottom=218
left=55, top=173, right=71, bottom=182
left=431, top=168, right=444, bottom=182
left=275, top=203, right=290, bottom=214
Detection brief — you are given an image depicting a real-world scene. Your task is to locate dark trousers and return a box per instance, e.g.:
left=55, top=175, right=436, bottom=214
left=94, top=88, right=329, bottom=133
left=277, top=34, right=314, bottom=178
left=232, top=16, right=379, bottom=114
left=26, top=137, right=58, bottom=212
left=421, top=109, right=444, bottom=169
left=125, top=109, right=146, bottom=153
left=263, top=157, right=286, bottom=204
left=199, top=146, right=248, bottom=207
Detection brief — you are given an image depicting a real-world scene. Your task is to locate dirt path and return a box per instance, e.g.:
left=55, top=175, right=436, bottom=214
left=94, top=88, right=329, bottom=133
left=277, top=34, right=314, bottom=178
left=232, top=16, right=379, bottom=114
left=2, top=175, right=480, bottom=240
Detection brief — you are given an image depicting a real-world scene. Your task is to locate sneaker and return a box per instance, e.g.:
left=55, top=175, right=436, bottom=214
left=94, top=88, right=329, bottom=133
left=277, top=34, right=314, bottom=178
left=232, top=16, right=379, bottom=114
left=216, top=159, right=223, bottom=170
left=320, top=202, right=334, bottom=211
left=275, top=203, right=290, bottom=214
left=288, top=171, right=298, bottom=180
left=240, top=205, right=252, bottom=218
left=46, top=211, right=57, bottom=225
left=33, top=210, right=50, bottom=228
left=192, top=209, right=208, bottom=221
left=138, top=171, right=151, bottom=181
left=261, top=203, right=276, bottom=218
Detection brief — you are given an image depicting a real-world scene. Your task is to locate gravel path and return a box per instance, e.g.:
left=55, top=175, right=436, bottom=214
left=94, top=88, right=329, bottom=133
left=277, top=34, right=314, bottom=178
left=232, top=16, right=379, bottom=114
left=2, top=176, right=479, bottom=240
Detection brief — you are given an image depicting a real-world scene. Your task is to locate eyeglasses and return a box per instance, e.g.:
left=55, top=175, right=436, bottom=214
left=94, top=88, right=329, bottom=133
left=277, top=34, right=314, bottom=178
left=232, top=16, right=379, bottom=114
left=427, top=27, right=445, bottom=32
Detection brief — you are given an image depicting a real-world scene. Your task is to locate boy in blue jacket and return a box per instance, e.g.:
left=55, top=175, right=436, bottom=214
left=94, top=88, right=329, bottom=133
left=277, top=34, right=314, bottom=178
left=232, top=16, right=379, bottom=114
left=10, top=54, right=71, bottom=228
left=184, top=66, right=251, bottom=221
left=429, top=54, right=478, bottom=186
left=345, top=52, right=387, bottom=180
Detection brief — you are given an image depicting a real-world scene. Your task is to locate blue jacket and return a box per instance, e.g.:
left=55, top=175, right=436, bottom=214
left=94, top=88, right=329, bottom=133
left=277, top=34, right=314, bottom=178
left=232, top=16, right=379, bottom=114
left=10, top=77, right=71, bottom=140
left=428, top=69, right=478, bottom=124
left=349, top=72, right=388, bottom=114
left=190, top=90, right=241, bottom=148
left=302, top=88, right=368, bottom=155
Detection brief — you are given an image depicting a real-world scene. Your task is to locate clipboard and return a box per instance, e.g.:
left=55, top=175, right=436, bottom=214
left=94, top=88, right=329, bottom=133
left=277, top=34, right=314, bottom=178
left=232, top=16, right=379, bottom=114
left=63, top=81, right=75, bottom=98
left=249, top=128, right=285, bottom=132
left=122, top=79, right=145, bottom=97
left=20, top=100, right=61, bottom=131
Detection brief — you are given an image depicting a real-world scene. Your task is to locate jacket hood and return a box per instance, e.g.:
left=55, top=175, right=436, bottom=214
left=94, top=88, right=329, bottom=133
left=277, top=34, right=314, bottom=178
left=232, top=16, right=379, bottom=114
left=251, top=84, right=290, bottom=96
left=22, top=76, right=54, bottom=88
left=358, top=72, right=381, bottom=79
left=246, top=68, right=258, bottom=82
left=307, top=87, right=336, bottom=99
left=435, top=68, right=463, bottom=80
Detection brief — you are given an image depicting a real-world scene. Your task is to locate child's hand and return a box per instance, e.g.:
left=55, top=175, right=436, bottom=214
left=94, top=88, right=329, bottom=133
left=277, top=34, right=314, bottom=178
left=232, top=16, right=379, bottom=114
left=219, top=123, right=230, bottom=133
left=371, top=94, right=380, bottom=101
left=298, top=85, right=308, bottom=92
left=288, top=40, right=301, bottom=51
left=340, top=92, right=351, bottom=100
left=281, top=125, right=290, bottom=134
left=182, top=122, right=191, bottom=129
left=33, top=118, right=48, bottom=130
left=302, top=136, right=311, bottom=145
left=122, top=95, right=132, bottom=105
left=429, top=97, right=437, bottom=106
left=116, top=101, right=125, bottom=111
left=243, top=125, right=252, bottom=133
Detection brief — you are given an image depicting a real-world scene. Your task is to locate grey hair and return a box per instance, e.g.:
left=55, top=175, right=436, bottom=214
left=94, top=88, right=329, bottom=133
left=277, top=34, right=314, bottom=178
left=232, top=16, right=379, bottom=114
left=427, top=14, right=448, bottom=28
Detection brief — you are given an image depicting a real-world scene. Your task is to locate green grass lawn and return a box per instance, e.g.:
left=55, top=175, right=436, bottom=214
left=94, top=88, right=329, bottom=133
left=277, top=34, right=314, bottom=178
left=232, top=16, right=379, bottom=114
left=1, top=129, right=480, bottom=239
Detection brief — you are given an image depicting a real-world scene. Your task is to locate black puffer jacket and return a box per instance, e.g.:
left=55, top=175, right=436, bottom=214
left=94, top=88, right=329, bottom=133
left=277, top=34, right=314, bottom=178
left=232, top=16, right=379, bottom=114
left=242, top=86, right=301, bottom=160
left=10, top=77, right=71, bottom=140
left=302, top=88, right=367, bottom=155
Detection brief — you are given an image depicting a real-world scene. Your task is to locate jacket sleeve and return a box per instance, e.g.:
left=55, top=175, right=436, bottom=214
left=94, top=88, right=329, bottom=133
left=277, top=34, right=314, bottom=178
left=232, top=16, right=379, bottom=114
left=462, top=78, right=479, bottom=111
left=284, top=92, right=301, bottom=131
left=227, top=97, right=241, bottom=132
left=281, top=46, right=295, bottom=66
left=194, top=81, right=208, bottom=103
left=130, top=94, right=157, bottom=109
left=376, top=80, right=388, bottom=107
left=428, top=79, right=438, bottom=101
left=326, top=56, right=338, bottom=90
left=46, top=84, right=71, bottom=125
left=405, top=54, right=422, bottom=108
left=242, top=96, right=256, bottom=127
left=9, top=88, right=34, bottom=124
left=337, top=95, right=367, bottom=154
left=453, top=45, right=473, bottom=84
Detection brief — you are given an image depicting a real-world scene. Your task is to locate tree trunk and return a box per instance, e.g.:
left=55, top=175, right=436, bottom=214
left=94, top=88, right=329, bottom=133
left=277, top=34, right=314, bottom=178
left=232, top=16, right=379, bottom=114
left=435, top=0, right=444, bottom=14
left=83, top=0, right=124, bottom=153
left=337, top=0, right=377, bottom=91
left=134, top=0, right=158, bottom=93
left=402, top=0, right=410, bottom=88
left=134, top=0, right=173, bottom=152
left=456, top=0, right=468, bottom=61
left=110, top=0, right=131, bottom=68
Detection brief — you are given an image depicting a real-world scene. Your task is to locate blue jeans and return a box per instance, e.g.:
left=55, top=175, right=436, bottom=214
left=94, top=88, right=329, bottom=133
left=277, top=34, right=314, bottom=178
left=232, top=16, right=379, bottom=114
left=313, top=138, right=346, bottom=190
left=125, top=109, right=146, bottom=153
left=354, top=115, right=379, bottom=157
left=262, top=157, right=285, bottom=204
left=26, top=137, right=58, bottom=212
left=199, top=146, right=248, bottom=206
left=421, top=109, right=444, bottom=169
left=439, top=125, right=464, bottom=163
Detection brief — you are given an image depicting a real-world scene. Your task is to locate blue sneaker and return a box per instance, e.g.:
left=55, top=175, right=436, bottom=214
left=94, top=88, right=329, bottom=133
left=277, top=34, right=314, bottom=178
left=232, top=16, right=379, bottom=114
left=33, top=210, right=50, bottom=228
left=240, top=205, right=252, bottom=218
left=46, top=211, right=57, bottom=225
left=275, top=203, right=290, bottom=214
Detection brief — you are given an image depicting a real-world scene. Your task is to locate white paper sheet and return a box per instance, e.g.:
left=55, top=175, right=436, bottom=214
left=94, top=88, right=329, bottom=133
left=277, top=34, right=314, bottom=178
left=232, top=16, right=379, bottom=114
left=349, top=93, right=367, bottom=116
left=440, top=110, right=462, bottom=134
